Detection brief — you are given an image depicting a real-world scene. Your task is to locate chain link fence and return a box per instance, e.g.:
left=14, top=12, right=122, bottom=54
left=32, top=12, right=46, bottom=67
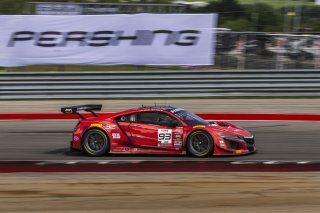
left=215, top=30, right=320, bottom=70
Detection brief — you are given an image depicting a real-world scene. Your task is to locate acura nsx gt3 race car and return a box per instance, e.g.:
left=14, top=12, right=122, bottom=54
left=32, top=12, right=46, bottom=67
left=61, top=105, right=256, bottom=157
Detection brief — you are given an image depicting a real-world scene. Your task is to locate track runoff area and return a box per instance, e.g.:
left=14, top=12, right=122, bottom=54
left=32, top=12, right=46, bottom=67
left=1, top=112, right=320, bottom=172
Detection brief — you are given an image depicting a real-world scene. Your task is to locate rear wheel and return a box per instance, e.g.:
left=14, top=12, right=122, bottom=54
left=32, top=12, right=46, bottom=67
left=187, top=131, right=213, bottom=157
left=82, top=129, right=109, bottom=156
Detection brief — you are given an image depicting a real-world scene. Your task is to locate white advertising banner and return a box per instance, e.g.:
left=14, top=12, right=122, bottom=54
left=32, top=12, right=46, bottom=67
left=0, top=14, right=217, bottom=67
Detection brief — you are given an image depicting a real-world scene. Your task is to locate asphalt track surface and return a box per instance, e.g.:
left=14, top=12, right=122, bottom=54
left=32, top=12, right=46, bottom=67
left=1, top=120, right=320, bottom=161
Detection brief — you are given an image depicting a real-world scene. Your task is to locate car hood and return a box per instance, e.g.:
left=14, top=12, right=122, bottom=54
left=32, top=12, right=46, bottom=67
left=206, top=121, right=252, bottom=137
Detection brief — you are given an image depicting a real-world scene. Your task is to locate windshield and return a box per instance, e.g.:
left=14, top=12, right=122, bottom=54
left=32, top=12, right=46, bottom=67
left=172, top=110, right=210, bottom=126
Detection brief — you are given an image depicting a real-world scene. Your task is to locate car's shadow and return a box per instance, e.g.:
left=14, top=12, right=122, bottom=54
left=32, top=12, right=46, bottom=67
left=45, top=148, right=87, bottom=157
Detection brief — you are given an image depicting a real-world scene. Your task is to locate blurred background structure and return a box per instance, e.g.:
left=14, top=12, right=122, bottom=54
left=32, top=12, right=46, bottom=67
left=0, top=0, right=320, bottom=71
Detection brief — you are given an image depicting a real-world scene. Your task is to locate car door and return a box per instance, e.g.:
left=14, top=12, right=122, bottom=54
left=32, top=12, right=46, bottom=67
left=129, top=111, right=183, bottom=150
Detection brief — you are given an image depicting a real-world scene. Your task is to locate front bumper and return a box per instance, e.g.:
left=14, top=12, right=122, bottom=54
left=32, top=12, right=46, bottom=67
left=215, top=136, right=256, bottom=155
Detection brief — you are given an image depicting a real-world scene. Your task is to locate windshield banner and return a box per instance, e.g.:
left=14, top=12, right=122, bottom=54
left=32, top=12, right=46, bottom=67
left=0, top=14, right=217, bottom=67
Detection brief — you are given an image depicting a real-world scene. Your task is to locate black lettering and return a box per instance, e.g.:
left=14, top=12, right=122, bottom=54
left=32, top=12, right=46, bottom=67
left=174, top=30, right=200, bottom=46
left=118, top=34, right=137, bottom=41
left=59, top=31, right=88, bottom=46
left=7, top=31, right=34, bottom=47
left=7, top=29, right=201, bottom=47
left=153, top=30, right=176, bottom=45
left=88, top=31, right=113, bottom=47
left=36, top=31, right=61, bottom=47
left=131, top=30, right=154, bottom=46
left=109, top=31, right=137, bottom=46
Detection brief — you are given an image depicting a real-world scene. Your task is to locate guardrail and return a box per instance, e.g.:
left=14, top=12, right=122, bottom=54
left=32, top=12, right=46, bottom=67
left=1, top=69, right=320, bottom=99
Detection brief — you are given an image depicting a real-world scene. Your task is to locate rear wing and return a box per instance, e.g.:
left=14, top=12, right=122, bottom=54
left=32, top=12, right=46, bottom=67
left=61, top=104, right=102, bottom=119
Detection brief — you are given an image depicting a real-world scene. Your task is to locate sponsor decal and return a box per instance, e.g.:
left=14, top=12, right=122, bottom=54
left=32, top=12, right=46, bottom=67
left=64, top=108, right=73, bottom=114
left=8, top=30, right=200, bottom=48
left=0, top=14, right=216, bottom=67
left=174, top=133, right=182, bottom=139
left=36, top=3, right=83, bottom=15
left=73, top=136, right=79, bottom=141
left=90, top=123, right=103, bottom=127
left=219, top=140, right=226, bottom=147
left=170, top=108, right=184, bottom=114
left=174, top=140, right=182, bottom=146
left=174, top=139, right=183, bottom=150
left=114, top=147, right=130, bottom=152
left=158, top=129, right=172, bottom=145
left=193, top=125, right=205, bottom=129
left=112, top=133, right=121, bottom=139
left=105, top=124, right=116, bottom=130
left=158, top=143, right=171, bottom=147
left=234, top=150, right=244, bottom=154
left=174, top=127, right=184, bottom=133
left=114, top=147, right=139, bottom=152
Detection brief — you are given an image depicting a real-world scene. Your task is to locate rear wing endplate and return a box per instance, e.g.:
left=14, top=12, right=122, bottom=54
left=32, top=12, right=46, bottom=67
left=61, top=104, right=102, bottom=119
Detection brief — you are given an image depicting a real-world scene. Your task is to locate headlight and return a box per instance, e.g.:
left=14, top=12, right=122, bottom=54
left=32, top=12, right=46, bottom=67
left=216, top=133, right=245, bottom=142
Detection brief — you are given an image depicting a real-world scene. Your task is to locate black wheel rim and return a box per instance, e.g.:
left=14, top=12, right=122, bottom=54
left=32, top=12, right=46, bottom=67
left=87, top=133, right=106, bottom=152
left=190, top=133, right=210, bottom=154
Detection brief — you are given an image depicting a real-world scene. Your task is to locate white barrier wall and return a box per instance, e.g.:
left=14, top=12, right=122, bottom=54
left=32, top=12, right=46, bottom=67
left=0, top=14, right=217, bottom=66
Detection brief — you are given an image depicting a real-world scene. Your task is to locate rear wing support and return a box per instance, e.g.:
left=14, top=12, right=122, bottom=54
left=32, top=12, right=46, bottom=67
left=61, top=104, right=102, bottom=119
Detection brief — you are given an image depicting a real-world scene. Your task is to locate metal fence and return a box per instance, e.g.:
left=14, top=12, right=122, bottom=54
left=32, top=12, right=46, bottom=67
left=1, top=70, right=320, bottom=99
left=215, top=31, right=320, bottom=70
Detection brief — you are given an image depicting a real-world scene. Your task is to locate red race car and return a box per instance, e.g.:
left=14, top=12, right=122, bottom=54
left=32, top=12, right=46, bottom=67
left=61, top=105, right=256, bottom=157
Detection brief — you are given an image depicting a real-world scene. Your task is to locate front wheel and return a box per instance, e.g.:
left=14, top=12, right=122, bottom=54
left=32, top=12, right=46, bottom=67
left=187, top=131, right=214, bottom=157
left=82, top=129, right=109, bottom=156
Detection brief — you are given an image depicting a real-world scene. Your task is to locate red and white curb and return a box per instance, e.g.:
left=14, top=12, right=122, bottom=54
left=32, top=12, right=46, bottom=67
left=0, top=160, right=319, bottom=173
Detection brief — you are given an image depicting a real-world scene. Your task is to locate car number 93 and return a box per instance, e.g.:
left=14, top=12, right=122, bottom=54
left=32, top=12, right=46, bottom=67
left=158, top=129, right=172, bottom=144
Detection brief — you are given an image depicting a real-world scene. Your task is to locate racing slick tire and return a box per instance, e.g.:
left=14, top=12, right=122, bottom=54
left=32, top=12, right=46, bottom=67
left=82, top=128, right=110, bottom=156
left=187, top=131, right=214, bottom=157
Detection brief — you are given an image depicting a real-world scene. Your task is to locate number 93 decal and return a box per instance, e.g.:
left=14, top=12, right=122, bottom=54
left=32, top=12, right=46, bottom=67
left=158, top=129, right=172, bottom=144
